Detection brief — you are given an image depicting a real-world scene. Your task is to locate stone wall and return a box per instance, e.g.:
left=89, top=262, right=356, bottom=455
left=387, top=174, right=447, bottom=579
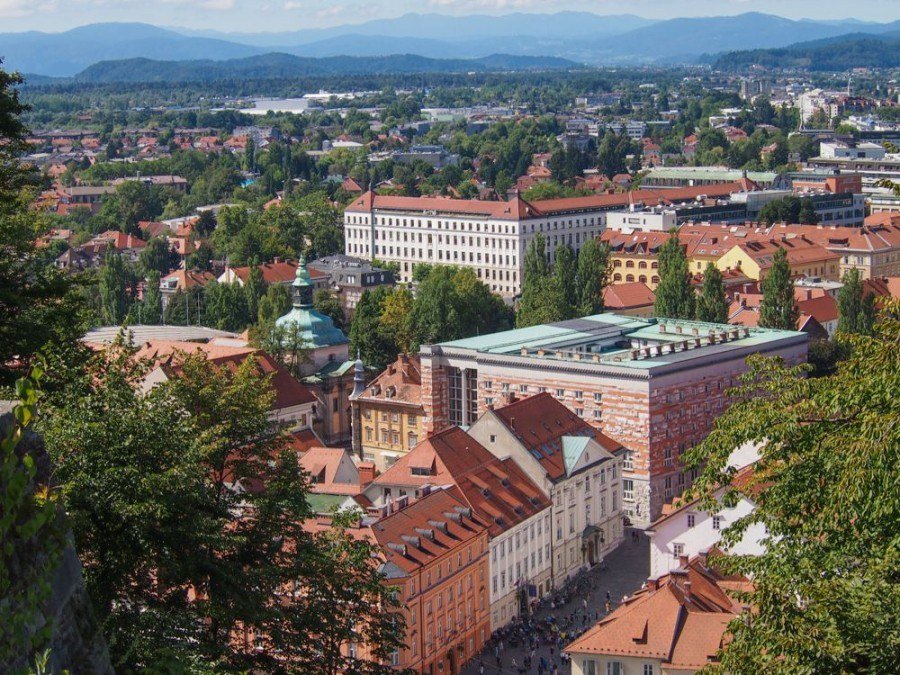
left=0, top=409, right=113, bottom=674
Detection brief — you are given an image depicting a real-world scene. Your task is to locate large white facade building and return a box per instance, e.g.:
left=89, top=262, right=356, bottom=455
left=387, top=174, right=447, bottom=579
left=467, top=393, right=625, bottom=588
left=343, top=192, right=612, bottom=296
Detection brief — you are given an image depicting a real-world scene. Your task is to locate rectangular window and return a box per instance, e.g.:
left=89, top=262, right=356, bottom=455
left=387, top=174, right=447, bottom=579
left=687, top=513, right=695, bottom=528
left=607, top=663, right=623, bottom=675
left=713, top=515, right=723, bottom=531
left=583, top=660, right=597, bottom=675
left=673, top=543, right=684, bottom=557
left=623, top=479, right=634, bottom=501
left=556, top=389, right=565, bottom=397
left=643, top=665, right=655, bottom=675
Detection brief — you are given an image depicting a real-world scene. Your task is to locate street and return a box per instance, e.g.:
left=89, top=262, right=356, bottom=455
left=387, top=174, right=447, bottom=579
left=462, top=529, right=650, bottom=675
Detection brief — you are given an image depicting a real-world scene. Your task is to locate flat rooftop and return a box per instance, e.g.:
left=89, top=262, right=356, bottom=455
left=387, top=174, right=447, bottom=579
left=425, top=314, right=806, bottom=373
left=83, top=325, right=240, bottom=345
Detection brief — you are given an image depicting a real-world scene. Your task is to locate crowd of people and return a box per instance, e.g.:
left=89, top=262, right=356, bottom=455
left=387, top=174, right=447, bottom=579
left=475, top=568, right=622, bottom=674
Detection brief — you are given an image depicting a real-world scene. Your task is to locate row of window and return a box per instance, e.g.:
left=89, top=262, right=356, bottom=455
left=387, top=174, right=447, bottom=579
left=492, top=545, right=550, bottom=594
left=491, top=515, right=552, bottom=564
left=582, top=661, right=655, bottom=675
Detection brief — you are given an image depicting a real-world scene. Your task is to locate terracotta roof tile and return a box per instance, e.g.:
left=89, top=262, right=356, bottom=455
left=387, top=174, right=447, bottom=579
left=372, top=427, right=550, bottom=536
left=491, top=393, right=622, bottom=481
left=567, top=554, right=747, bottom=666
left=602, top=282, right=655, bottom=310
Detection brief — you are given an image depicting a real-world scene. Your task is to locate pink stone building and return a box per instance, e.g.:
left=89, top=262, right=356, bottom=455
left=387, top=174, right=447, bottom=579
left=419, top=314, right=807, bottom=526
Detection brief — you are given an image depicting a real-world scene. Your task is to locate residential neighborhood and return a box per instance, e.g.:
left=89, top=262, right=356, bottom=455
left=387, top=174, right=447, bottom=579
left=1, top=4, right=899, bottom=674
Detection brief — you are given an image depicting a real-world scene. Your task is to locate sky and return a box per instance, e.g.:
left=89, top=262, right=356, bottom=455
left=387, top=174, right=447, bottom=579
left=0, top=0, right=898, bottom=33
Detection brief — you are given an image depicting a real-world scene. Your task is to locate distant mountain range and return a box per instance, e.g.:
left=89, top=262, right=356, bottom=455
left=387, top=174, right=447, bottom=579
left=1, top=12, right=899, bottom=79
left=73, top=53, right=582, bottom=84
left=712, top=31, right=900, bottom=71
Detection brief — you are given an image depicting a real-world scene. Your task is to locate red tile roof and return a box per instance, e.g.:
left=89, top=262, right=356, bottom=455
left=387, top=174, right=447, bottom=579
left=368, top=488, right=488, bottom=574
left=372, top=427, right=550, bottom=536
left=490, top=393, right=622, bottom=481
left=346, top=183, right=751, bottom=221
left=299, top=446, right=361, bottom=496
left=90, top=230, right=147, bottom=250
left=357, top=354, right=423, bottom=409
left=566, top=553, right=748, bottom=669
left=136, top=341, right=316, bottom=410
left=226, top=260, right=327, bottom=284
left=602, top=282, right=655, bottom=310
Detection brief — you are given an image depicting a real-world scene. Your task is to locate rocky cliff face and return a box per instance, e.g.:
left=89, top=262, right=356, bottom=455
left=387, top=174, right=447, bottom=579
left=1, top=407, right=113, bottom=674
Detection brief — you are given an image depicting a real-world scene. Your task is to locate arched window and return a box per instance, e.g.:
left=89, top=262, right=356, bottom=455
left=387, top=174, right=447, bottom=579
left=639, top=275, right=647, bottom=283
left=613, top=273, right=622, bottom=282
left=613, top=260, right=622, bottom=268
left=651, top=261, right=659, bottom=269
left=638, top=261, right=647, bottom=269
left=651, top=275, right=660, bottom=284
left=625, top=260, right=634, bottom=268
left=626, top=274, right=635, bottom=282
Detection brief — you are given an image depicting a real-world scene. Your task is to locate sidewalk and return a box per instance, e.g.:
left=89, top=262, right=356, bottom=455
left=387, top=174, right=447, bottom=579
left=462, top=529, right=649, bottom=675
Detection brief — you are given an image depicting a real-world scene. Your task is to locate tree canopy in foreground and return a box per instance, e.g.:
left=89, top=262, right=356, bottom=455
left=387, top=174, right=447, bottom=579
left=687, top=301, right=900, bottom=673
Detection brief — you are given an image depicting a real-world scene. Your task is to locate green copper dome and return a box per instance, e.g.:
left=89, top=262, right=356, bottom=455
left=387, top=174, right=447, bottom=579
left=275, top=255, right=348, bottom=349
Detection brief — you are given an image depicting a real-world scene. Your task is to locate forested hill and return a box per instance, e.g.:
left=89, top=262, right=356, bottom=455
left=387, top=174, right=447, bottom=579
left=712, top=32, right=900, bottom=71
left=73, top=52, right=582, bottom=84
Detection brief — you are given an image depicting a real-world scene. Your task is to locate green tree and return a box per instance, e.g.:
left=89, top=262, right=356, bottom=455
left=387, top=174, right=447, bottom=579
left=139, top=237, right=179, bottom=276
left=314, top=288, right=345, bottom=331
left=378, top=287, right=415, bottom=354
left=797, top=197, right=819, bottom=225
left=203, top=281, right=250, bottom=332
left=554, top=244, right=578, bottom=316
left=349, top=287, right=397, bottom=370
left=576, top=239, right=610, bottom=316
left=695, top=263, right=730, bottom=323
left=516, top=275, right=568, bottom=328
left=409, top=266, right=511, bottom=348
left=243, top=266, right=267, bottom=323
left=98, top=251, right=135, bottom=325
left=141, top=270, right=163, bottom=325
left=257, top=283, right=292, bottom=325
left=517, top=234, right=568, bottom=327
left=836, top=267, right=875, bottom=336
left=41, top=343, right=406, bottom=671
left=653, top=232, right=695, bottom=320
left=0, top=63, right=73, bottom=384
left=759, top=247, right=799, bottom=330
left=685, top=301, right=900, bottom=674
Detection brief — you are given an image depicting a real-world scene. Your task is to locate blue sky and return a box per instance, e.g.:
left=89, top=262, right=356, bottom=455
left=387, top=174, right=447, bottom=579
left=1, top=0, right=898, bottom=33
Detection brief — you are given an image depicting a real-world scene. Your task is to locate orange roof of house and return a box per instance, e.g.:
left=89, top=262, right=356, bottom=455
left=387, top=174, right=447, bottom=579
left=369, top=488, right=488, bottom=574
left=566, top=554, right=747, bottom=668
left=136, top=341, right=316, bottom=410
left=341, top=176, right=364, bottom=193
left=287, top=428, right=322, bottom=454
left=491, top=393, right=622, bottom=481
left=865, top=211, right=900, bottom=228
left=160, top=269, right=215, bottom=291
left=357, top=354, right=423, bottom=409
left=91, top=230, right=147, bottom=250
left=795, top=294, right=838, bottom=324
left=228, top=260, right=327, bottom=284
left=346, top=183, right=749, bottom=221
left=768, top=223, right=900, bottom=253
left=139, top=221, right=169, bottom=239
left=863, top=276, right=900, bottom=299
left=733, top=238, right=840, bottom=268
left=602, top=282, right=655, bottom=310
left=299, top=446, right=361, bottom=495
left=372, top=426, right=550, bottom=536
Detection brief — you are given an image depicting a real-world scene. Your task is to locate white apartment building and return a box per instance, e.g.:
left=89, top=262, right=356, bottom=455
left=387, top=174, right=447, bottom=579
left=488, top=509, right=553, bottom=630
left=467, top=393, right=625, bottom=588
left=645, top=444, right=766, bottom=578
left=343, top=192, right=613, bottom=296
